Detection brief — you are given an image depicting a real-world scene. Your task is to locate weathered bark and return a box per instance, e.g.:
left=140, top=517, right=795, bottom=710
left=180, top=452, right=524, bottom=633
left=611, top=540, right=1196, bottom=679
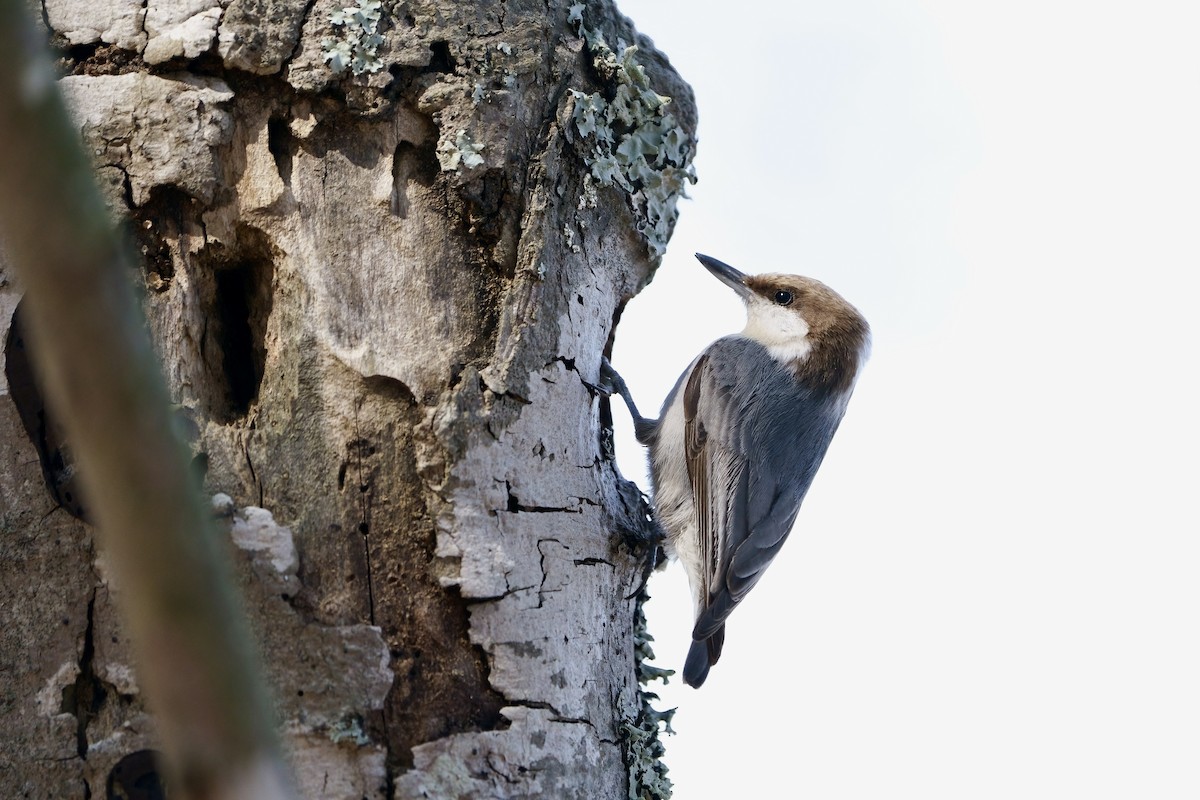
left=0, top=0, right=695, bottom=797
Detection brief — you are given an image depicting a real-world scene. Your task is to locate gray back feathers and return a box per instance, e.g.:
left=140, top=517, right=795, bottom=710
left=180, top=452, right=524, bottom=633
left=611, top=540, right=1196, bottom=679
left=661, top=335, right=850, bottom=685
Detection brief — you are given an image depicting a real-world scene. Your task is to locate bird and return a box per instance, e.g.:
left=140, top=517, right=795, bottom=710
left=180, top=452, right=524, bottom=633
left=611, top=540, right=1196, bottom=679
left=603, top=253, right=870, bottom=687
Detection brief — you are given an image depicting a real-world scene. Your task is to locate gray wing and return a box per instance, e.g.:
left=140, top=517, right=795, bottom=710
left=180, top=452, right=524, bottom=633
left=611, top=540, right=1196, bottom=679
left=685, top=338, right=847, bottom=647
left=680, top=350, right=738, bottom=686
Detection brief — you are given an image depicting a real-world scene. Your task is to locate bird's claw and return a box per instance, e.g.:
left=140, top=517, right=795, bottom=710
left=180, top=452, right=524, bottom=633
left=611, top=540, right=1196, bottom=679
left=625, top=533, right=666, bottom=600
left=595, top=356, right=623, bottom=398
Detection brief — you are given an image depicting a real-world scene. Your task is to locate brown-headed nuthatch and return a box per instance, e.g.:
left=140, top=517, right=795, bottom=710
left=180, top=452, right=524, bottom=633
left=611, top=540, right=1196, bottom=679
left=603, top=254, right=870, bottom=687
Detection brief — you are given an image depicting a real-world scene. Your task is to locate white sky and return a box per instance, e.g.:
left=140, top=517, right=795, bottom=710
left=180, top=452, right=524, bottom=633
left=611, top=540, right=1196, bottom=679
left=608, top=1, right=1200, bottom=797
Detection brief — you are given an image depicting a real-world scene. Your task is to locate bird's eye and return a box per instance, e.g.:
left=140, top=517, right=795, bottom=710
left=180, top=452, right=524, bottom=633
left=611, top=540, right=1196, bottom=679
left=773, top=290, right=794, bottom=306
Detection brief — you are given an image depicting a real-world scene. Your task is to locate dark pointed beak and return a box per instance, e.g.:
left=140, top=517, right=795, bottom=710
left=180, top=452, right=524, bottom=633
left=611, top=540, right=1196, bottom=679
left=695, top=253, right=752, bottom=300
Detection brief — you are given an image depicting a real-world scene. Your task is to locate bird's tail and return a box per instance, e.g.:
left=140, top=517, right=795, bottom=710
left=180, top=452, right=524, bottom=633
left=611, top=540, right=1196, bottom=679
left=682, top=625, right=725, bottom=688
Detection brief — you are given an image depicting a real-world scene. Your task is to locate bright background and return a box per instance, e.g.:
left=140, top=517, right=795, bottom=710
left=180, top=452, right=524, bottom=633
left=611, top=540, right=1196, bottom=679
left=608, top=1, right=1200, bottom=797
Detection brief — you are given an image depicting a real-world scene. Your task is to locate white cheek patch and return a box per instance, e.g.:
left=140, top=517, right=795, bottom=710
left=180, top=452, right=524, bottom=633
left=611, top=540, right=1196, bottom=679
left=741, top=298, right=812, bottom=363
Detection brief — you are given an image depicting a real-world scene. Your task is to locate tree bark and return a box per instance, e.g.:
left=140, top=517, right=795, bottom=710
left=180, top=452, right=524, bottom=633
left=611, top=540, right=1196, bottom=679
left=0, top=0, right=695, bottom=797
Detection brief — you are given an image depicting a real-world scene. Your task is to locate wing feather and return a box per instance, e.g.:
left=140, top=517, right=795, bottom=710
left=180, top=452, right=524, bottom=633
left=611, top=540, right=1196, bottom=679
left=684, top=338, right=847, bottom=650
left=682, top=354, right=712, bottom=615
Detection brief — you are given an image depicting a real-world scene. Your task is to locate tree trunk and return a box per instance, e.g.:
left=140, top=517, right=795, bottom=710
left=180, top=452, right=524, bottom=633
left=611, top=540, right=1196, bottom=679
left=0, top=1, right=695, bottom=797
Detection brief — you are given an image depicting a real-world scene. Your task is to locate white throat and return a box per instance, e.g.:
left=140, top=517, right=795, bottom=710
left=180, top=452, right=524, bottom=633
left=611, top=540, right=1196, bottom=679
left=741, top=298, right=812, bottom=364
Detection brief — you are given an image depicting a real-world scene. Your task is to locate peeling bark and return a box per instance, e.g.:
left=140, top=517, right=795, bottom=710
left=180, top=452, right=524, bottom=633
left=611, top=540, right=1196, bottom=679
left=1, top=1, right=695, bottom=797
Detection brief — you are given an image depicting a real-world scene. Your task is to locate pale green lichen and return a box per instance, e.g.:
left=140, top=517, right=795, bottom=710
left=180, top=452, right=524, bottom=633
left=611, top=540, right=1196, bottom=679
left=322, top=0, right=386, bottom=76
left=578, top=174, right=600, bottom=210
left=567, top=7, right=697, bottom=258
left=328, top=714, right=371, bottom=746
left=437, top=129, right=486, bottom=171
left=625, top=587, right=675, bottom=800
left=472, top=42, right=519, bottom=107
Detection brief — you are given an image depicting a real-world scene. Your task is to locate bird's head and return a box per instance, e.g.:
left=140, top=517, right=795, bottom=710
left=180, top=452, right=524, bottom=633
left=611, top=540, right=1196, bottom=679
left=696, top=253, right=870, bottom=390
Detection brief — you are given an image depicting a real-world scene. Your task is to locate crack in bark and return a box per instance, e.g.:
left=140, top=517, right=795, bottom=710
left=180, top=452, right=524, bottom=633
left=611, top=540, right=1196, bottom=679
left=545, top=355, right=577, bottom=374
left=572, top=557, right=613, bottom=568
left=534, top=537, right=560, bottom=609
left=72, top=590, right=97, bottom=760
left=505, top=480, right=581, bottom=514
left=505, top=699, right=574, bottom=722
left=485, top=753, right=519, bottom=785
left=61, top=585, right=103, bottom=800
left=548, top=714, right=596, bottom=727
left=242, top=431, right=263, bottom=507
left=5, top=302, right=89, bottom=520
left=284, top=0, right=321, bottom=66
left=352, top=406, right=377, bottom=626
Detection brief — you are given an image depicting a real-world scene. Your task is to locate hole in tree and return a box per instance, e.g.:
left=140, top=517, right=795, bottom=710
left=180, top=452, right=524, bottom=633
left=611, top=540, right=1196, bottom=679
left=191, top=451, right=209, bottom=481
left=107, top=749, right=167, bottom=800
left=390, top=140, right=438, bottom=218
left=64, top=41, right=139, bottom=77
left=196, top=227, right=275, bottom=422
left=66, top=42, right=100, bottom=64
left=266, top=117, right=293, bottom=184
left=132, top=185, right=191, bottom=292
left=214, top=267, right=259, bottom=416
left=3, top=302, right=88, bottom=520
left=426, top=41, right=456, bottom=74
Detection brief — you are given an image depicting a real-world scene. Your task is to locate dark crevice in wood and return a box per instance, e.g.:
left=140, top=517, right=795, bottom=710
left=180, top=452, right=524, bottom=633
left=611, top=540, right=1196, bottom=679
left=193, top=226, right=275, bottom=423
left=4, top=302, right=88, bottom=520
left=106, top=749, right=167, bottom=800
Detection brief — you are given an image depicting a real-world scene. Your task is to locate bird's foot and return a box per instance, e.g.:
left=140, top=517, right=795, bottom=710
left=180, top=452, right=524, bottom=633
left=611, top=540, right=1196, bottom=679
left=626, top=535, right=666, bottom=600
left=595, top=356, right=625, bottom=398
left=596, top=358, right=657, bottom=444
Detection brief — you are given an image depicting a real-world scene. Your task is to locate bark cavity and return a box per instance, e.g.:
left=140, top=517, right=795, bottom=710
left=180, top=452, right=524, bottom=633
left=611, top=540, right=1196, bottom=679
left=106, top=749, right=166, bottom=799
left=195, top=227, right=275, bottom=422
left=4, top=301, right=88, bottom=519
left=389, top=140, right=438, bottom=218
left=266, top=116, right=294, bottom=185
